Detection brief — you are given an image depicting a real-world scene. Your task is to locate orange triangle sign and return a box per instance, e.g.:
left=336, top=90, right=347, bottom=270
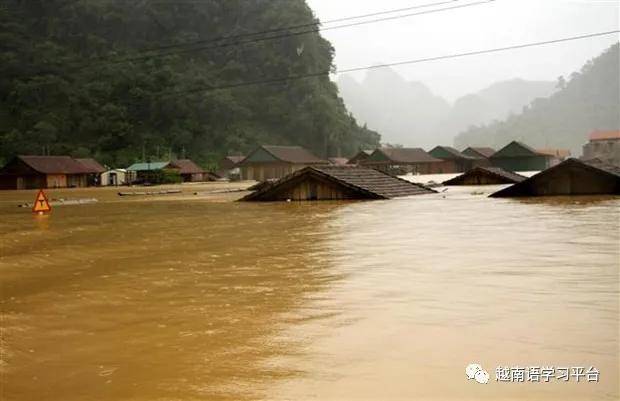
left=32, top=189, right=52, bottom=214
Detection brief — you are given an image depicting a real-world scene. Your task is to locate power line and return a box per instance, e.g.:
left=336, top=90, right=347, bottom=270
left=137, top=0, right=460, bottom=54
left=162, top=30, right=620, bottom=98
left=77, top=0, right=495, bottom=69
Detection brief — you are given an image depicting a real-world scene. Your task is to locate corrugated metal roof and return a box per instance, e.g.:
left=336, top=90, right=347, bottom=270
left=442, top=166, right=527, bottom=185
left=169, top=159, right=205, bottom=174
left=243, top=165, right=435, bottom=201
left=462, top=147, right=496, bottom=158
left=372, top=148, right=442, bottom=163
left=76, top=158, right=106, bottom=173
left=126, top=162, right=172, bottom=171
left=491, top=141, right=542, bottom=158
left=430, top=146, right=477, bottom=160
left=17, top=155, right=94, bottom=174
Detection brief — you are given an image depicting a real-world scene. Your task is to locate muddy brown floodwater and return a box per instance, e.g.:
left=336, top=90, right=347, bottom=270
left=0, top=183, right=618, bottom=401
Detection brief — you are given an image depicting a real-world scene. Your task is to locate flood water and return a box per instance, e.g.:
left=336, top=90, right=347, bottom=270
left=1, top=184, right=618, bottom=401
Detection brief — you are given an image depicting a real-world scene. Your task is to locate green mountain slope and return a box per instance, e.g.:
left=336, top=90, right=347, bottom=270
left=454, top=44, right=620, bottom=154
left=0, top=0, right=379, bottom=167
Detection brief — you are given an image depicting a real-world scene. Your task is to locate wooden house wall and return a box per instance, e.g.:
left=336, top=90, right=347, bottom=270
left=258, top=176, right=362, bottom=201
left=46, top=174, right=67, bottom=188
left=242, top=163, right=305, bottom=181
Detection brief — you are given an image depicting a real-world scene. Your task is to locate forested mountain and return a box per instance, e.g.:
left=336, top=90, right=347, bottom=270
left=0, top=0, right=379, bottom=167
left=454, top=44, right=620, bottom=154
left=337, top=68, right=555, bottom=148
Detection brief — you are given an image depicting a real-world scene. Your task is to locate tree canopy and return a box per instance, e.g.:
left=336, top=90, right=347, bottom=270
left=0, top=0, right=380, bottom=168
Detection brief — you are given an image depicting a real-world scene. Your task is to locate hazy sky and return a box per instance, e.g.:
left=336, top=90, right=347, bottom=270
left=306, top=0, right=619, bottom=101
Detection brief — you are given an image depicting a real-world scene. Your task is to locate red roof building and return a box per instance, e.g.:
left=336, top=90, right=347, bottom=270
left=583, top=130, right=620, bottom=166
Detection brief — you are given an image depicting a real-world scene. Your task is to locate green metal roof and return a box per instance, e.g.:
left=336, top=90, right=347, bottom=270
left=126, top=162, right=171, bottom=171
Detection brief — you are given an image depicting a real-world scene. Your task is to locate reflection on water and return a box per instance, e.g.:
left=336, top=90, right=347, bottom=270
left=0, top=186, right=618, bottom=401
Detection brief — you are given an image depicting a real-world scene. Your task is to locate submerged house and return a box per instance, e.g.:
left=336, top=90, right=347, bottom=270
left=362, top=148, right=443, bottom=175
left=347, top=150, right=373, bottom=165
left=489, top=141, right=558, bottom=172
left=239, top=145, right=326, bottom=181
left=0, top=155, right=102, bottom=189
left=490, top=158, right=620, bottom=197
left=100, top=169, right=128, bottom=186
left=461, top=147, right=495, bottom=167
left=76, top=158, right=106, bottom=186
left=126, top=161, right=175, bottom=184
left=169, top=159, right=217, bottom=182
left=582, top=130, right=620, bottom=166
left=429, top=146, right=479, bottom=173
left=216, top=155, right=245, bottom=180
left=242, top=165, right=435, bottom=201
left=442, top=166, right=527, bottom=186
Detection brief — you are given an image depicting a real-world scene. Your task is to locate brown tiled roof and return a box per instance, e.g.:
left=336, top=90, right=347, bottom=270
left=589, top=130, right=620, bottom=141
left=169, top=159, right=205, bottom=174
left=18, top=155, right=93, bottom=174
left=243, top=165, right=435, bottom=201
left=373, top=148, right=442, bottom=163
left=536, top=148, right=571, bottom=158
left=261, top=145, right=325, bottom=164
left=76, top=158, right=106, bottom=173
left=442, top=166, right=527, bottom=185
left=462, top=147, right=496, bottom=158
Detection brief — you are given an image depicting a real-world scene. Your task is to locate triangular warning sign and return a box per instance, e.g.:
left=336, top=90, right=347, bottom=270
left=32, top=189, right=52, bottom=213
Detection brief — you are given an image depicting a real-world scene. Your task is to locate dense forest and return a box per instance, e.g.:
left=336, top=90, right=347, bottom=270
left=0, top=0, right=380, bottom=167
left=454, top=43, right=620, bottom=154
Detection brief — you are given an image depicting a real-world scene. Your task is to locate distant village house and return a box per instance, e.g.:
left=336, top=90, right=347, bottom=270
left=362, top=148, right=443, bottom=175
left=0, top=155, right=104, bottom=190
left=461, top=147, right=496, bottom=167
left=347, top=150, right=373, bottom=165
left=216, top=155, right=245, bottom=180
left=489, top=141, right=564, bottom=172
left=168, top=159, right=217, bottom=182
left=238, top=145, right=326, bottom=181
left=582, top=130, right=620, bottom=166
left=428, top=146, right=480, bottom=173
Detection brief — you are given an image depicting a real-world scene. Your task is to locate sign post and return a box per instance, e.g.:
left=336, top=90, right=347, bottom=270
left=32, top=189, right=52, bottom=215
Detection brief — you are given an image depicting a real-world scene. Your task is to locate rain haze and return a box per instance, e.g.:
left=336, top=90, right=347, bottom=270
left=307, top=0, right=620, bottom=100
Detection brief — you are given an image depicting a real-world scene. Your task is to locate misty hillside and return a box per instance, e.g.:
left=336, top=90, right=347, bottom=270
left=338, top=69, right=449, bottom=148
left=454, top=43, right=620, bottom=155
left=337, top=69, right=555, bottom=148
left=439, top=79, right=557, bottom=142
left=0, top=0, right=379, bottom=167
